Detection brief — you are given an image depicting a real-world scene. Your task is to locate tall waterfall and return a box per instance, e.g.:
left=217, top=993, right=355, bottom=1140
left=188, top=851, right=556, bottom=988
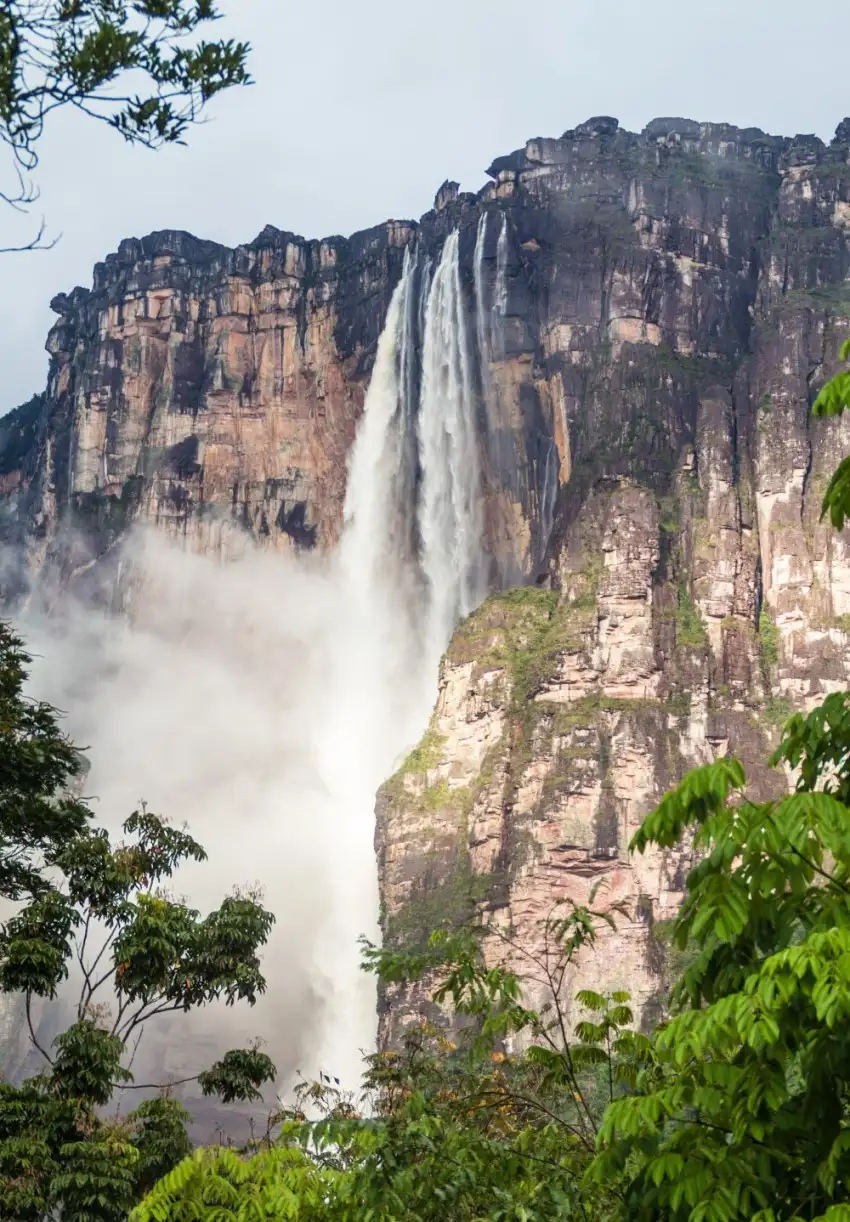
left=315, top=232, right=488, bottom=1073
left=14, top=224, right=503, bottom=1127
left=418, top=231, right=486, bottom=656
left=343, top=230, right=487, bottom=661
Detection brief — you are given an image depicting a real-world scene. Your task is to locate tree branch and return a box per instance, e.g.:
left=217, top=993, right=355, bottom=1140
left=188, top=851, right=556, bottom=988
left=0, top=214, right=58, bottom=253
left=112, top=1072, right=200, bottom=1091
left=25, top=992, right=53, bottom=1065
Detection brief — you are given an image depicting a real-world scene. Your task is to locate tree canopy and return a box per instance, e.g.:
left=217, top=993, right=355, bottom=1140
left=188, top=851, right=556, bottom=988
left=0, top=623, right=92, bottom=900
left=1, top=0, right=250, bottom=249
left=0, top=629, right=277, bottom=1220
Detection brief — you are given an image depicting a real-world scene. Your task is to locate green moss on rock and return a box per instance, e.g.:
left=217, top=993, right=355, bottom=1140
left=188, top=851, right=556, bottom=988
left=759, top=608, right=781, bottom=675
left=675, top=585, right=709, bottom=649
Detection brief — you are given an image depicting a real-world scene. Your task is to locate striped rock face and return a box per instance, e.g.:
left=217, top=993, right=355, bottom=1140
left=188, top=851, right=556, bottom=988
left=2, top=114, right=850, bottom=1070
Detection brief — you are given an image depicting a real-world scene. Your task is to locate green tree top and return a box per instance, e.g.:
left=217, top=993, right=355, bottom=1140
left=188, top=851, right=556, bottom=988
left=1, top=0, right=251, bottom=249
left=0, top=622, right=92, bottom=900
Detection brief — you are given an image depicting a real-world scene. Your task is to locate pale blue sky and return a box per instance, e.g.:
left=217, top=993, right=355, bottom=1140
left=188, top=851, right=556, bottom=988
left=1, top=0, right=847, bottom=412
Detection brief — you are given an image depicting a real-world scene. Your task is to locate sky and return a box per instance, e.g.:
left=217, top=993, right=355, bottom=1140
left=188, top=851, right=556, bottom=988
left=0, top=0, right=847, bottom=413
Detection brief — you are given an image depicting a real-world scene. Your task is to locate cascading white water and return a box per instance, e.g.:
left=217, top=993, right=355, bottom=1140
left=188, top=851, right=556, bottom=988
left=418, top=231, right=487, bottom=656
left=493, top=213, right=509, bottom=360
left=304, top=252, right=437, bottom=1083
left=538, top=440, right=559, bottom=566
left=339, top=249, right=420, bottom=594
left=13, top=226, right=495, bottom=1127
left=473, top=213, right=490, bottom=375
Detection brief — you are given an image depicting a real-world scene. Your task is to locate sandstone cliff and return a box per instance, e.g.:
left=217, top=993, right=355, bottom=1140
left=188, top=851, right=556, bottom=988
left=374, top=116, right=850, bottom=1041
left=3, top=113, right=850, bottom=1048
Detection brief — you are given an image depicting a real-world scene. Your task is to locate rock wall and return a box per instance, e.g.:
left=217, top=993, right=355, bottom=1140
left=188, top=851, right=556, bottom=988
left=6, top=114, right=840, bottom=600
left=0, top=223, right=415, bottom=598
left=374, top=116, right=850, bottom=1043
left=3, top=113, right=850, bottom=1045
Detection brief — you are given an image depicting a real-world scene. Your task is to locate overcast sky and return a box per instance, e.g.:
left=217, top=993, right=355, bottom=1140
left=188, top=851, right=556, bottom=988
left=1, top=0, right=847, bottom=413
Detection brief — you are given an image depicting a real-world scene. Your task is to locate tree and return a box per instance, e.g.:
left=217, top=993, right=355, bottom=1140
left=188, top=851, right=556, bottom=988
left=587, top=715, right=850, bottom=1222
left=0, top=631, right=277, bottom=1220
left=0, top=622, right=92, bottom=900
left=131, top=1146, right=338, bottom=1222
left=815, top=336, right=850, bottom=529
left=1, top=0, right=251, bottom=251
left=136, top=900, right=640, bottom=1221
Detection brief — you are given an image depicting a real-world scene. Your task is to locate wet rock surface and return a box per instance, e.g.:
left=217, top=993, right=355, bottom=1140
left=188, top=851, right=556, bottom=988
left=4, top=113, right=850, bottom=1044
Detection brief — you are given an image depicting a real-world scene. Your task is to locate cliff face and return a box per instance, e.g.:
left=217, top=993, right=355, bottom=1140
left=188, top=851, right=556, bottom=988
left=0, top=223, right=416, bottom=597
left=3, top=114, right=850, bottom=1046
left=374, top=116, right=850, bottom=1042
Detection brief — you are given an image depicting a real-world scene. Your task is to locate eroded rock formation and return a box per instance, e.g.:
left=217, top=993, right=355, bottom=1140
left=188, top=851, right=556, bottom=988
left=374, top=116, right=850, bottom=1042
left=3, top=113, right=850, bottom=1046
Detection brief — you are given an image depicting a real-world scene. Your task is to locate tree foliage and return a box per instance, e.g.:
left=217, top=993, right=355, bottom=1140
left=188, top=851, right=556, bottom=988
left=0, top=629, right=277, bottom=1220
left=138, top=900, right=640, bottom=1220
left=812, top=336, right=850, bottom=529
left=1, top=0, right=251, bottom=249
left=0, top=622, right=92, bottom=900
left=588, top=699, right=850, bottom=1222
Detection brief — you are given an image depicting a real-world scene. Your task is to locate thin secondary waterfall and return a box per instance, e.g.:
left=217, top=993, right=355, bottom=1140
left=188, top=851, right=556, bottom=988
left=473, top=212, right=490, bottom=375
left=418, top=230, right=486, bottom=656
left=538, top=440, right=559, bottom=566
left=493, top=212, right=509, bottom=359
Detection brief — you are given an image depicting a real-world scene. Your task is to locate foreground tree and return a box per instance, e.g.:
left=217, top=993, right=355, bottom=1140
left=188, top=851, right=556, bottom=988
left=137, top=899, right=640, bottom=1220
left=0, top=628, right=276, bottom=1220
left=1, top=0, right=251, bottom=249
left=0, top=623, right=92, bottom=900
left=587, top=726, right=850, bottom=1221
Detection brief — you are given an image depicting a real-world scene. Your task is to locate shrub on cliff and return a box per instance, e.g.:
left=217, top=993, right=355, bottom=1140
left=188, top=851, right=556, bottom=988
left=0, top=628, right=277, bottom=1220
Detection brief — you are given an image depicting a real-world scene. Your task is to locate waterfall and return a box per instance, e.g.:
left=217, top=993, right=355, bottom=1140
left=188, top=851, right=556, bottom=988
left=341, top=232, right=487, bottom=652
left=16, top=228, right=494, bottom=1121
left=340, top=249, right=419, bottom=591
left=538, top=439, right=559, bottom=566
left=473, top=213, right=490, bottom=376
left=493, top=213, right=509, bottom=359
left=318, top=233, right=487, bottom=1073
left=418, top=231, right=486, bottom=655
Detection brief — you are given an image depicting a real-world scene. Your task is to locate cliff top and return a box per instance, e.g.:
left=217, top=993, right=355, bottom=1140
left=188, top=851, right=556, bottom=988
left=49, top=113, right=850, bottom=315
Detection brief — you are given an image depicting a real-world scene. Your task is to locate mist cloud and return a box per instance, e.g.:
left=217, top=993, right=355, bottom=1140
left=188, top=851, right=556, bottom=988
left=14, top=522, right=436, bottom=1137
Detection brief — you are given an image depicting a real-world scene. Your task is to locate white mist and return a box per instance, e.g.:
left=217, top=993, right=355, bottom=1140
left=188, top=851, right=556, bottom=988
left=17, top=229, right=489, bottom=1131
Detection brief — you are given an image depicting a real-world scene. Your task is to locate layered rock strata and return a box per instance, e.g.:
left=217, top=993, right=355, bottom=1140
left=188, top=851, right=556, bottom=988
left=374, top=116, right=850, bottom=1041
left=3, top=114, right=850, bottom=1042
